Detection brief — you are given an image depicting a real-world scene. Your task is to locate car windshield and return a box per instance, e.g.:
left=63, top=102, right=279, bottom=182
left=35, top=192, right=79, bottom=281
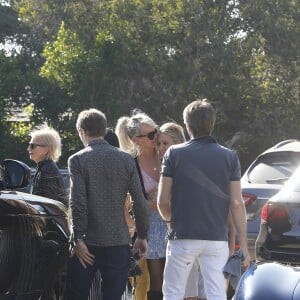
left=247, top=153, right=300, bottom=184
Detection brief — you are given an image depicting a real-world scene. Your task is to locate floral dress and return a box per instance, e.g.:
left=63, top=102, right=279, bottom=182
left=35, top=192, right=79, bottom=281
left=141, top=168, right=167, bottom=259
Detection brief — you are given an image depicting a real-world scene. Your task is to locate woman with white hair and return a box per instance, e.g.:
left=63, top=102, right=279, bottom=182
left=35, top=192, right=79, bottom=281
left=27, top=123, right=68, bottom=206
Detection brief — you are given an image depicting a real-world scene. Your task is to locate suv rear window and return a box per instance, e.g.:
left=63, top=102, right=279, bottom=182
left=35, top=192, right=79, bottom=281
left=247, top=152, right=300, bottom=184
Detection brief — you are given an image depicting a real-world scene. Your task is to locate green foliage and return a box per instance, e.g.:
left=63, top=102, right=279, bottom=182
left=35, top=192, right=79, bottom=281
left=0, top=3, right=21, bottom=42
left=41, top=23, right=85, bottom=92
left=1, top=0, right=299, bottom=170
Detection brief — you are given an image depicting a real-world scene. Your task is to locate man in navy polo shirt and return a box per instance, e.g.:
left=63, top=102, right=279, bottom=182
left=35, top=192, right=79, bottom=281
left=158, top=99, right=250, bottom=300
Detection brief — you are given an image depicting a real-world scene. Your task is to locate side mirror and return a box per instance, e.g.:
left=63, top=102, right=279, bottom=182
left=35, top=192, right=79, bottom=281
left=0, top=159, right=31, bottom=189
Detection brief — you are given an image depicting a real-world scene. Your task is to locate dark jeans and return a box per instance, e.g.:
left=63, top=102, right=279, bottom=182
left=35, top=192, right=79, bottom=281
left=66, top=244, right=131, bottom=300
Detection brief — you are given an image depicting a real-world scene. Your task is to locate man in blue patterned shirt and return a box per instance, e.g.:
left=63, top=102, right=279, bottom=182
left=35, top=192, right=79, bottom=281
left=66, top=108, right=149, bottom=300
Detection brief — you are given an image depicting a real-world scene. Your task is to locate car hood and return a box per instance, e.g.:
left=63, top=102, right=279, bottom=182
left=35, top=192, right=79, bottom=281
left=0, top=191, right=68, bottom=217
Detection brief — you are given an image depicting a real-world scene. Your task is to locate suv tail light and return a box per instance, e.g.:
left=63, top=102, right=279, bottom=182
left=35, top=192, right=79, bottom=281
left=243, top=193, right=257, bottom=206
left=261, top=203, right=270, bottom=224
left=261, top=203, right=291, bottom=233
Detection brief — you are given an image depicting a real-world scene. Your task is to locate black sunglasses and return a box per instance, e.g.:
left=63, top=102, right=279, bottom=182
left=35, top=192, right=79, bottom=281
left=28, top=143, right=47, bottom=150
left=136, top=128, right=158, bottom=140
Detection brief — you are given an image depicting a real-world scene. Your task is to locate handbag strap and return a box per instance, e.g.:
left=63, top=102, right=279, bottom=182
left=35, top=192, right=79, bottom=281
left=134, top=157, right=147, bottom=200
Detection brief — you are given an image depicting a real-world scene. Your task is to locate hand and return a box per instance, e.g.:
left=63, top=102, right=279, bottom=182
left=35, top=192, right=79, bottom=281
left=132, top=237, right=148, bottom=259
left=71, top=240, right=95, bottom=268
left=241, top=249, right=251, bottom=270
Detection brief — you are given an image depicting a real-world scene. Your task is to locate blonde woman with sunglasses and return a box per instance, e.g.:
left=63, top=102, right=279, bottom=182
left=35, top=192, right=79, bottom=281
left=116, top=111, right=166, bottom=300
left=27, top=123, right=68, bottom=206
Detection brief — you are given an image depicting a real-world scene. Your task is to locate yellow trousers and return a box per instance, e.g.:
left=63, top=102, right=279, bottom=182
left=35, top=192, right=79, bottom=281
left=129, top=258, right=150, bottom=300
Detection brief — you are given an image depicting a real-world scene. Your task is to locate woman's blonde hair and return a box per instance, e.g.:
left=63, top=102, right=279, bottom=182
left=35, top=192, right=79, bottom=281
left=115, top=111, right=157, bottom=156
left=160, top=122, right=186, bottom=144
left=29, top=123, right=62, bottom=162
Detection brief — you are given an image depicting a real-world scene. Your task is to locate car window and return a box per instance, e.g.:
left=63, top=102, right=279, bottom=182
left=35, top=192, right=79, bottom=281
left=247, top=154, right=300, bottom=184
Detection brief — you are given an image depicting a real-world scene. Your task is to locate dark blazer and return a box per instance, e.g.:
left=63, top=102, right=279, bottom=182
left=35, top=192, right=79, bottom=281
left=31, top=159, right=68, bottom=206
left=68, top=139, right=149, bottom=247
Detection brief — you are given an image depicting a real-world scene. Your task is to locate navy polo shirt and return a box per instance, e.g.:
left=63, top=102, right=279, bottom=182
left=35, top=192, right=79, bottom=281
left=161, top=136, right=241, bottom=241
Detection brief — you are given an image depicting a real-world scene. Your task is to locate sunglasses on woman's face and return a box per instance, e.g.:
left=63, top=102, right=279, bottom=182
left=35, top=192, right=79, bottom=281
left=28, top=143, right=47, bottom=150
left=136, top=128, right=158, bottom=140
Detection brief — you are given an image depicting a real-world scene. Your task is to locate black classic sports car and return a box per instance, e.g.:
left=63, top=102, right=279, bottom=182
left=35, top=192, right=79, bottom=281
left=0, top=160, right=136, bottom=300
left=0, top=159, right=70, bottom=300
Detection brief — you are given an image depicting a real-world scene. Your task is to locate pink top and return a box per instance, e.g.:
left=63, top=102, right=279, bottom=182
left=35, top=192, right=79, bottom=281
left=141, top=169, right=158, bottom=199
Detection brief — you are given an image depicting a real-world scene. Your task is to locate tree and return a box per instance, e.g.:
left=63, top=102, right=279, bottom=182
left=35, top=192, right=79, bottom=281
left=0, top=2, right=21, bottom=42
left=3, top=0, right=300, bottom=169
left=0, top=1, right=76, bottom=165
left=234, top=0, right=300, bottom=166
left=39, top=1, right=256, bottom=125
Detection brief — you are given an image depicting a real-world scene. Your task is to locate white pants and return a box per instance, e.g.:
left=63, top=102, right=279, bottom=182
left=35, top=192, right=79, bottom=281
left=184, top=260, right=206, bottom=298
left=163, top=239, right=229, bottom=300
